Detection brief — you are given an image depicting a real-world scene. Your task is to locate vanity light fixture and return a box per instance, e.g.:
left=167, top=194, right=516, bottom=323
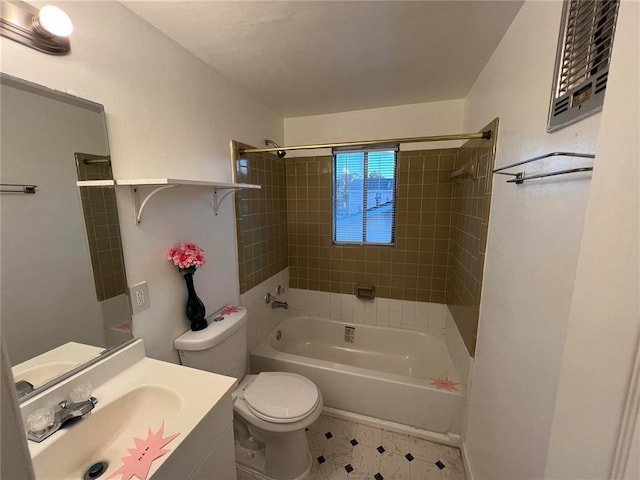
left=0, top=0, right=72, bottom=55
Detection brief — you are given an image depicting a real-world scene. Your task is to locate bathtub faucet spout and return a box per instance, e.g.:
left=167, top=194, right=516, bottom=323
left=271, top=300, right=289, bottom=309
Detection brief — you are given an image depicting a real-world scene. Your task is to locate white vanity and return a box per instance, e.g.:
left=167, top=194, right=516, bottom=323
left=21, top=339, right=237, bottom=480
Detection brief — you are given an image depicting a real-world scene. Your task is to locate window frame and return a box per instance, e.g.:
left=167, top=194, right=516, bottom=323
left=331, top=145, right=398, bottom=247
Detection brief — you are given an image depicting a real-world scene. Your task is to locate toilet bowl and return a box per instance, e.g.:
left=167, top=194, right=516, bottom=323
left=233, top=373, right=323, bottom=479
left=235, top=372, right=322, bottom=429
left=174, top=306, right=322, bottom=480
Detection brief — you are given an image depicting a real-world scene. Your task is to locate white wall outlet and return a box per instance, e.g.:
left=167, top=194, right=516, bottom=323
left=129, top=281, right=149, bottom=314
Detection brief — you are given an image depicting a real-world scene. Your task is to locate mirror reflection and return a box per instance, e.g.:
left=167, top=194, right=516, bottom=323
left=0, top=74, right=133, bottom=397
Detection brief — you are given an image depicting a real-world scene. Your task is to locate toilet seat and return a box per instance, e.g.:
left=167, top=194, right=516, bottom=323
left=242, top=372, right=319, bottom=424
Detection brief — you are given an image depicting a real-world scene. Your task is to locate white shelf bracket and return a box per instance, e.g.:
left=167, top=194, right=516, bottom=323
left=213, top=188, right=239, bottom=216
left=131, top=184, right=177, bottom=224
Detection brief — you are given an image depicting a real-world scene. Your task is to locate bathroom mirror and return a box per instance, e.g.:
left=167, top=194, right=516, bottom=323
left=0, top=74, right=133, bottom=400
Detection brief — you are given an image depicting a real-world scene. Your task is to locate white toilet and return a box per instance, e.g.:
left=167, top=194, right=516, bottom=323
left=174, top=306, right=323, bottom=480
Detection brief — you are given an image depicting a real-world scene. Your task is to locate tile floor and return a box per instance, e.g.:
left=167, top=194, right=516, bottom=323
left=306, top=415, right=466, bottom=480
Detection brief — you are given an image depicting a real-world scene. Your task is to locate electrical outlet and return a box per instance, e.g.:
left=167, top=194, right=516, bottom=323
left=129, top=281, right=149, bottom=314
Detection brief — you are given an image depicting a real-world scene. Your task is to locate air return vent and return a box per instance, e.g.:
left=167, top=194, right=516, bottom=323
left=547, top=0, right=620, bottom=132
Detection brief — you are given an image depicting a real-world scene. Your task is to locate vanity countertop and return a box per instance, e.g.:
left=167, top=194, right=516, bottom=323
left=23, top=339, right=237, bottom=480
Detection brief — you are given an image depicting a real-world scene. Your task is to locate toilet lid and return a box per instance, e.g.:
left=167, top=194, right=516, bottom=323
left=243, top=372, right=319, bottom=423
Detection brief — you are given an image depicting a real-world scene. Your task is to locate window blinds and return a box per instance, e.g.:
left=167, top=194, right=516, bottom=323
left=333, top=147, right=397, bottom=245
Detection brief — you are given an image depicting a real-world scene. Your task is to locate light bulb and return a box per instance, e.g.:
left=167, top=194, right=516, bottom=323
left=37, top=5, right=73, bottom=37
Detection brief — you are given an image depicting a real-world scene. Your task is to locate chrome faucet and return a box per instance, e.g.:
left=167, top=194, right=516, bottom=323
left=271, top=300, right=289, bottom=309
left=26, top=384, right=97, bottom=443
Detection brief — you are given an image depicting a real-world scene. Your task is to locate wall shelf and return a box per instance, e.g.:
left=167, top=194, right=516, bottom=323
left=76, top=178, right=261, bottom=224
left=76, top=180, right=115, bottom=187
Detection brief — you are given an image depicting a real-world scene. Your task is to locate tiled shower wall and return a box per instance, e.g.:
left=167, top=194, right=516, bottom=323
left=286, top=149, right=458, bottom=303
left=234, top=146, right=288, bottom=293
left=235, top=133, right=496, bottom=355
left=76, top=154, right=127, bottom=301
left=446, top=119, right=498, bottom=355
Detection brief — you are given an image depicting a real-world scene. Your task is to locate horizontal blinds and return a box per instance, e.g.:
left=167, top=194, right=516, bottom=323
left=334, top=152, right=365, bottom=243
left=365, top=151, right=395, bottom=244
left=333, top=148, right=397, bottom=245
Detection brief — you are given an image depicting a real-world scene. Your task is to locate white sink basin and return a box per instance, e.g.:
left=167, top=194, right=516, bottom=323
left=24, top=340, right=237, bottom=480
left=32, top=386, right=182, bottom=479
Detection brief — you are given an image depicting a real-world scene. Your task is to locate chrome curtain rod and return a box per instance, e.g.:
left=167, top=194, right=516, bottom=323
left=238, top=130, right=492, bottom=155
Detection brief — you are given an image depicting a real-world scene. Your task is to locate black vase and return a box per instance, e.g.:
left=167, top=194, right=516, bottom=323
left=183, top=272, right=207, bottom=331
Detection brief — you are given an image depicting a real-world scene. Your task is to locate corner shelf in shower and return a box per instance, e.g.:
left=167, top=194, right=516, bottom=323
left=77, top=178, right=261, bottom=224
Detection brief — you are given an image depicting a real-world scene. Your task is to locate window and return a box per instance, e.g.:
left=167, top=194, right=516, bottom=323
left=548, top=0, right=620, bottom=132
left=332, top=146, right=398, bottom=245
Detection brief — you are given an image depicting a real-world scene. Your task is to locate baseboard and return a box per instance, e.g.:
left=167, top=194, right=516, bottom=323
left=461, top=441, right=474, bottom=480
left=323, top=406, right=461, bottom=447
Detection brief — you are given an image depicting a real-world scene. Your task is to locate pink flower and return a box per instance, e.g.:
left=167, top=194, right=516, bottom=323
left=166, top=242, right=206, bottom=273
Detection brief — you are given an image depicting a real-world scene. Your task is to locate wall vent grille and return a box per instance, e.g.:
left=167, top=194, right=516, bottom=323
left=548, top=0, right=620, bottom=132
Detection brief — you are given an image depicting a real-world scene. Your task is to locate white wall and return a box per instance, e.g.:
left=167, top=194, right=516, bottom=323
left=0, top=1, right=283, bottom=363
left=545, top=1, right=640, bottom=477
left=284, top=99, right=465, bottom=156
left=461, top=2, right=601, bottom=479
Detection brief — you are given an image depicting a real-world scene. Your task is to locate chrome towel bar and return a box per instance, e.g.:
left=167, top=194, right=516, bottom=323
left=493, top=152, right=595, bottom=184
left=0, top=183, right=37, bottom=194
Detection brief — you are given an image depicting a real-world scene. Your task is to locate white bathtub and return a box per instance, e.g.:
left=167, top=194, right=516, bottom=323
left=250, top=316, right=464, bottom=442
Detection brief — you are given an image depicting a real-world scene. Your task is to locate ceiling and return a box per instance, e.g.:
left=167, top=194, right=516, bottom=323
left=123, top=1, right=524, bottom=118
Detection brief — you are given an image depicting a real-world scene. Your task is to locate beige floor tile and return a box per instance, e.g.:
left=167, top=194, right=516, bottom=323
left=423, top=462, right=445, bottom=480
left=308, top=430, right=329, bottom=457
left=355, top=423, right=383, bottom=447
left=409, top=459, right=430, bottom=480
left=323, top=437, right=354, bottom=467
left=305, top=417, right=465, bottom=480
left=330, top=417, right=359, bottom=441
left=441, top=466, right=466, bottom=480
left=439, top=448, right=464, bottom=470
left=381, top=430, right=410, bottom=454
left=318, top=462, right=348, bottom=480
left=345, top=470, right=370, bottom=480
left=310, top=414, right=335, bottom=434
left=379, top=452, right=411, bottom=479
left=407, top=437, right=432, bottom=460
left=424, top=443, right=457, bottom=463
left=351, top=444, right=381, bottom=475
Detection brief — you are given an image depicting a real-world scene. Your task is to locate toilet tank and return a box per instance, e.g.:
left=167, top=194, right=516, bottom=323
left=174, top=306, right=248, bottom=380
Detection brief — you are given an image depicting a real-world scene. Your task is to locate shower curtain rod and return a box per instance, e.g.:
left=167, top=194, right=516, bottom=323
left=237, top=130, right=492, bottom=155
